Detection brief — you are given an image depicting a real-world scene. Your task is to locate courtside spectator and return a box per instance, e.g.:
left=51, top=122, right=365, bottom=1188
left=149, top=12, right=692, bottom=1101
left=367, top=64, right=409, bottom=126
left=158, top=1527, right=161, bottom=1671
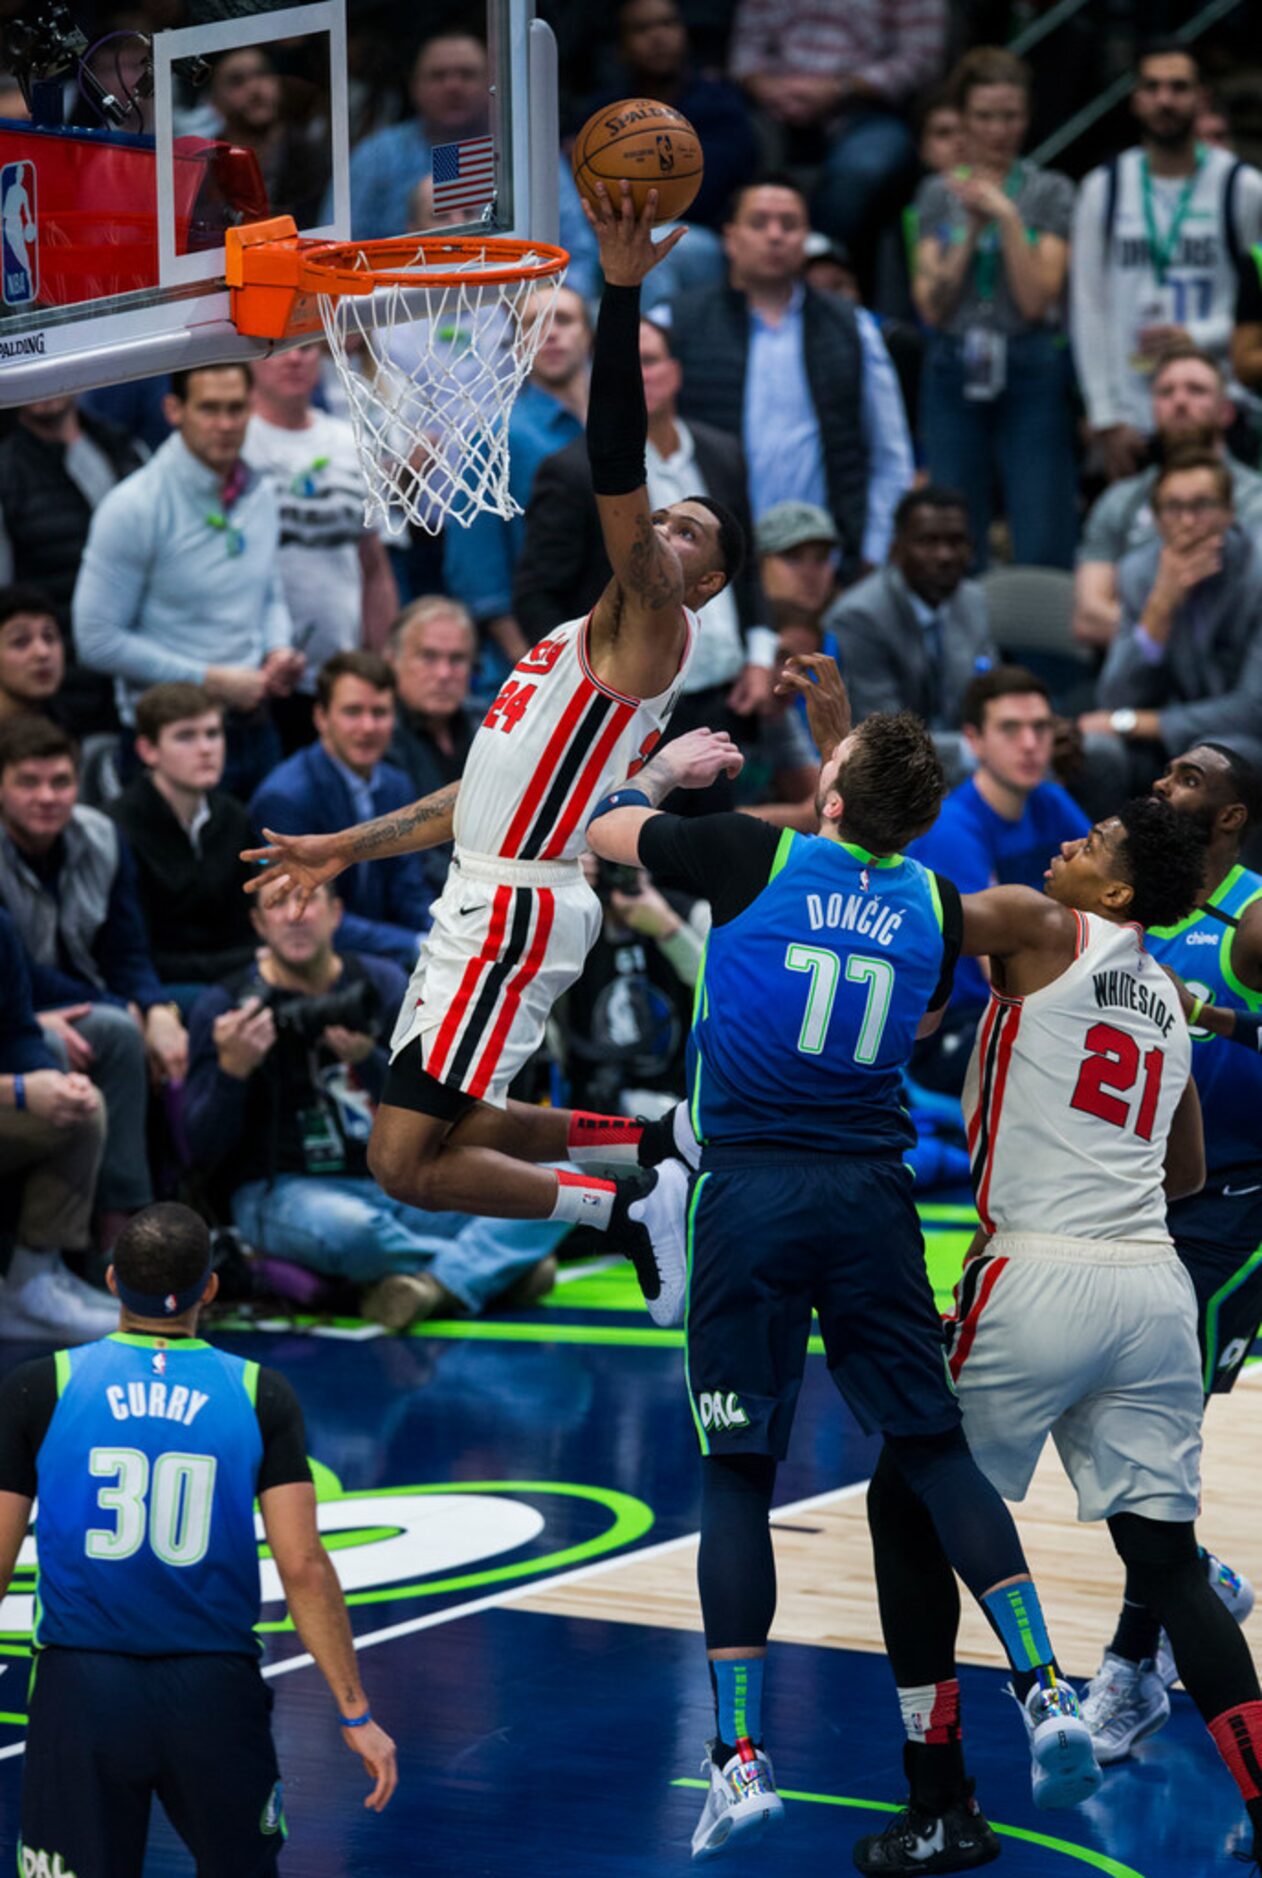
left=828, top=486, right=997, bottom=781
left=1072, top=43, right=1262, bottom=483
left=105, top=684, right=256, bottom=1012
left=513, top=317, right=770, bottom=811
left=0, top=588, right=63, bottom=725
left=72, top=365, right=303, bottom=802
left=906, top=665, right=1089, bottom=1087
left=728, top=0, right=945, bottom=265
left=0, top=904, right=110, bottom=1342
left=443, top=287, right=590, bottom=667
left=0, top=394, right=143, bottom=735
left=246, top=343, right=399, bottom=747
left=653, top=179, right=873, bottom=581
left=385, top=598, right=478, bottom=896
left=0, top=716, right=177, bottom=1234
left=1085, top=452, right=1262, bottom=783
left=912, top=47, right=1076, bottom=569
left=249, top=652, right=433, bottom=971
left=1074, top=344, right=1262, bottom=649
left=185, top=884, right=563, bottom=1327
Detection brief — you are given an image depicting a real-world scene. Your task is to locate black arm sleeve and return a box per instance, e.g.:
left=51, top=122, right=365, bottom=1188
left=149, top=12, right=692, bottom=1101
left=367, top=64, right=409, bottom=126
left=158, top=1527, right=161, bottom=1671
left=586, top=283, right=647, bottom=496
left=638, top=812, right=784, bottom=924
left=928, top=874, right=964, bottom=1013
left=255, top=1367, right=314, bottom=1494
left=0, top=1357, right=58, bottom=1498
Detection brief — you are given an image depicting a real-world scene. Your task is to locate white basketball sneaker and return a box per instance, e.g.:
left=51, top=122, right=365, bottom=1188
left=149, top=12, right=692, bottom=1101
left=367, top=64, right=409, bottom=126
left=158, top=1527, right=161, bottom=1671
left=691, top=1741, right=784, bottom=1860
left=1080, top=1651, right=1171, bottom=1763
left=1015, top=1680, right=1102, bottom=1808
left=0, top=1257, right=117, bottom=1343
left=617, top=1159, right=691, bottom=1327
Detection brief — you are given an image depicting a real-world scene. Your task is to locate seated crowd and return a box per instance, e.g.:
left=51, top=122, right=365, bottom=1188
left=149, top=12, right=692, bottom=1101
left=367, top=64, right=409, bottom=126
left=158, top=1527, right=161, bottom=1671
left=3, top=9, right=1262, bottom=1342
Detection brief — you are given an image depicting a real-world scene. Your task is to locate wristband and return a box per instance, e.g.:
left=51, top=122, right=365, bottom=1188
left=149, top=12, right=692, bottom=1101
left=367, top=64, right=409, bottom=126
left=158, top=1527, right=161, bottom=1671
left=340, top=1709, right=372, bottom=1728
left=588, top=786, right=651, bottom=825
left=13, top=1073, right=25, bottom=1111
left=1231, top=1010, right=1262, bottom=1053
left=1186, top=996, right=1205, bottom=1029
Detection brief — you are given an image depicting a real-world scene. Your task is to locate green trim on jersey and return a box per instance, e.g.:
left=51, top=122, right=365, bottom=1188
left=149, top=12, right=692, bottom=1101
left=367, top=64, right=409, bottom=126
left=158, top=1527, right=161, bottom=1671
left=836, top=838, right=903, bottom=869
left=683, top=1174, right=712, bottom=1457
left=1149, top=865, right=1262, bottom=1013
left=53, top=1349, right=70, bottom=1396
left=242, top=1360, right=260, bottom=1407
left=1148, top=863, right=1247, bottom=941
left=1219, top=885, right=1262, bottom=1009
left=106, top=1333, right=212, bottom=1352
left=769, top=828, right=797, bottom=880
left=927, top=871, right=944, bottom=931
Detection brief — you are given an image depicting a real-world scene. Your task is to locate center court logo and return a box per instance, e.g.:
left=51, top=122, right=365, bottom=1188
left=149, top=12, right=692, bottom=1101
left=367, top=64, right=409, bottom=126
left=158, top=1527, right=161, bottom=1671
left=698, top=1391, right=749, bottom=1431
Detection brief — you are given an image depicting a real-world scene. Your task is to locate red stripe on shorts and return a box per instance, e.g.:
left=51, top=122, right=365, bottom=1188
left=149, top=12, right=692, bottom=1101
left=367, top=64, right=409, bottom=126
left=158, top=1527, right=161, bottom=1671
left=948, top=1256, right=1009, bottom=1382
left=425, top=884, right=512, bottom=1081
left=467, top=888, right=557, bottom=1100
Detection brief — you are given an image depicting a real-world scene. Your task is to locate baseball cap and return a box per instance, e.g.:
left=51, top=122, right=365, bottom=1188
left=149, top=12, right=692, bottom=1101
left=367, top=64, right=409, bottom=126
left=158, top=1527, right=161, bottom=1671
left=803, top=231, right=853, bottom=270
left=755, top=501, right=840, bottom=557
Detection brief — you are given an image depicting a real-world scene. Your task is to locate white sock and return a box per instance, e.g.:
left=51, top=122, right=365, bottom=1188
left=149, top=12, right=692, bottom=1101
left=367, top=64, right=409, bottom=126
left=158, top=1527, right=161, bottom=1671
left=548, top=1171, right=616, bottom=1228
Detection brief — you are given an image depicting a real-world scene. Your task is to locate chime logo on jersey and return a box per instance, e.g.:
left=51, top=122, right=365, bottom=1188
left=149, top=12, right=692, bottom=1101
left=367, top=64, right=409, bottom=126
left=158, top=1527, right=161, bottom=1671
left=698, top=1391, right=749, bottom=1431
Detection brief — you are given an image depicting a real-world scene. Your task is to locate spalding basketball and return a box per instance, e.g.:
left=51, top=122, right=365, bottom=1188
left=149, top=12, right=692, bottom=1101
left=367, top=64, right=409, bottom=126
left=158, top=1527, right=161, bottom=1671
left=572, top=99, right=703, bottom=225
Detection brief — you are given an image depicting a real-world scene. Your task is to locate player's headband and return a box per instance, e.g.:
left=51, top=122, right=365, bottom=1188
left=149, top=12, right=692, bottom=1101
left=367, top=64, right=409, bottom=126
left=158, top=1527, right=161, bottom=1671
left=114, top=1261, right=212, bottom=1321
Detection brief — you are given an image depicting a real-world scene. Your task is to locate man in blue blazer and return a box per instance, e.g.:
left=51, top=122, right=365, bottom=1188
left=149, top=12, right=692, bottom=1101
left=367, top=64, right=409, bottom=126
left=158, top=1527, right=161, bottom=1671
left=250, top=651, right=435, bottom=971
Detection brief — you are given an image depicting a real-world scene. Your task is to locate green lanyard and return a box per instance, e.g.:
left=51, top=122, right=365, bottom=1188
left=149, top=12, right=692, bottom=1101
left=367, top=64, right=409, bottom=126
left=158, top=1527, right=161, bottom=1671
left=969, top=163, right=1025, bottom=306
left=1140, top=147, right=1204, bottom=287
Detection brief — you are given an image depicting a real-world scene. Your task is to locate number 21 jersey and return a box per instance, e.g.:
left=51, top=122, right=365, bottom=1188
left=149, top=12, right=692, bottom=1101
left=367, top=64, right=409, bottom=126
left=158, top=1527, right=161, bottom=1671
left=964, top=911, right=1191, bottom=1242
left=453, top=609, right=697, bottom=863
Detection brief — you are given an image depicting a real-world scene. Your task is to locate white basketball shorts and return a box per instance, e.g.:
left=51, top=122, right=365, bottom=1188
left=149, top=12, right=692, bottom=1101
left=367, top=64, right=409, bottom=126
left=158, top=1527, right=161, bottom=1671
left=389, top=849, right=600, bottom=1108
left=945, top=1232, right=1204, bottom=1523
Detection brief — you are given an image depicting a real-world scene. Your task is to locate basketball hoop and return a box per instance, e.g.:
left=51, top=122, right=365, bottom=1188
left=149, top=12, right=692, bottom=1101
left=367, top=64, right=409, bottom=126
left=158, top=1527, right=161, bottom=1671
left=226, top=216, right=570, bottom=534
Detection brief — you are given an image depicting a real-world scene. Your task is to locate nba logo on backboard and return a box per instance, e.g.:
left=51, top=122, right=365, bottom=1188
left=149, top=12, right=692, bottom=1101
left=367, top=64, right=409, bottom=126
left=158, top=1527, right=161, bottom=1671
left=0, top=161, right=37, bottom=307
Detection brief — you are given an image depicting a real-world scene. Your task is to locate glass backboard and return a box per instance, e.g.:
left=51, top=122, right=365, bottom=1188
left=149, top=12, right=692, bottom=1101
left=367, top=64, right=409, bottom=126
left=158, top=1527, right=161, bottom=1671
left=0, top=0, right=557, bottom=404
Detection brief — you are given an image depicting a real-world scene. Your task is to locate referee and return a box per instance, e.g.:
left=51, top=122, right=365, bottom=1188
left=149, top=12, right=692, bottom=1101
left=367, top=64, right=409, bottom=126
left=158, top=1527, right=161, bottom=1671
left=0, top=1202, right=397, bottom=1875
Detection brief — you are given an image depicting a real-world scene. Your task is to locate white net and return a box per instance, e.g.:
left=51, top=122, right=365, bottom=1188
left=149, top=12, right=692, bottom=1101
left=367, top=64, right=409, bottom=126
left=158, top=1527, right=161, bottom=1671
left=315, top=243, right=568, bottom=536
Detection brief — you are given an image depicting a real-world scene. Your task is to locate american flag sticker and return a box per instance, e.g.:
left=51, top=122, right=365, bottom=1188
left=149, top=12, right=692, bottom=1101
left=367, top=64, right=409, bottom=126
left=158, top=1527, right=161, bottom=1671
left=431, top=137, right=496, bottom=218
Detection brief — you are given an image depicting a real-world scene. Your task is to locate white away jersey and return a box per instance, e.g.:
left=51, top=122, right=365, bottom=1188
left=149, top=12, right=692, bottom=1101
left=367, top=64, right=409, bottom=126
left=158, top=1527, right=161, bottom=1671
left=963, top=911, right=1191, bottom=1242
left=453, top=608, right=697, bottom=862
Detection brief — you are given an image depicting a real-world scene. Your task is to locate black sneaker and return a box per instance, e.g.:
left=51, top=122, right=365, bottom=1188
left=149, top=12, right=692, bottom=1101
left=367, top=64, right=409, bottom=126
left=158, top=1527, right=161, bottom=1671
left=607, top=1164, right=689, bottom=1327
left=853, top=1785, right=1000, bottom=1873
left=636, top=1101, right=700, bottom=1172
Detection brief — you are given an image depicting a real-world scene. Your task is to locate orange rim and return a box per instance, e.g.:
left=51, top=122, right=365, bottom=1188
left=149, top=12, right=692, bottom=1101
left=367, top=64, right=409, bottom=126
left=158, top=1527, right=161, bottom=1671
left=298, top=233, right=570, bottom=294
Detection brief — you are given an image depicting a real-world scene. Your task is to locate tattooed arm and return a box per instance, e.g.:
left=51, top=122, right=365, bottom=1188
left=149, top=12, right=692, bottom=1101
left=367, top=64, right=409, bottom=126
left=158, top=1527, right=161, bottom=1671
left=241, top=783, right=459, bottom=914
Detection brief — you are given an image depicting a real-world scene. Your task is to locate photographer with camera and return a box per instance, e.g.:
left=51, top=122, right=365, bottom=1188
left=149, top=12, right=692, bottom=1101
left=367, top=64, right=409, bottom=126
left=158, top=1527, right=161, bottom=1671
left=184, top=882, right=562, bottom=1327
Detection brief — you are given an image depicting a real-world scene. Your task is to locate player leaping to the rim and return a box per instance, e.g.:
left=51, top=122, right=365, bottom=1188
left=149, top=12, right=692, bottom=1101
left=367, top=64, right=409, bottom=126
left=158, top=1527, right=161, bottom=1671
left=243, top=182, right=745, bottom=1301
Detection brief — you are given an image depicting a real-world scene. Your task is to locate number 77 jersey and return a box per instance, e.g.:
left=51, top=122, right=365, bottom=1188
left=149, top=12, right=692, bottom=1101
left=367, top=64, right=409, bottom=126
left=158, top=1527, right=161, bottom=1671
left=963, top=910, right=1191, bottom=1241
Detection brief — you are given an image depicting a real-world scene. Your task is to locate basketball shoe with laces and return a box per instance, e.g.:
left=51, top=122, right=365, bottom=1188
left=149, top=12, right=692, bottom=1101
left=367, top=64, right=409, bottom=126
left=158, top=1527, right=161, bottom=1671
left=1013, top=1679, right=1102, bottom=1807
left=853, top=1783, right=1000, bottom=1873
left=1080, top=1650, right=1170, bottom=1763
left=690, top=1740, right=783, bottom=1860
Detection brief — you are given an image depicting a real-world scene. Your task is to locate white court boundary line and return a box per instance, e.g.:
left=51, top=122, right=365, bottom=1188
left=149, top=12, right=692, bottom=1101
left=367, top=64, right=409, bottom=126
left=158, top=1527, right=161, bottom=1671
left=0, top=1478, right=871, bottom=1760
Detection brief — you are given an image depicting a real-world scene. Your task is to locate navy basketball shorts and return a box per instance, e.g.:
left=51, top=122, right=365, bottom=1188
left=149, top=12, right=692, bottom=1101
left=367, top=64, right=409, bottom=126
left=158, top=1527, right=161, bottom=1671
left=21, top=1649, right=285, bottom=1878
left=683, top=1147, right=962, bottom=1459
left=1173, top=1184, right=1262, bottom=1395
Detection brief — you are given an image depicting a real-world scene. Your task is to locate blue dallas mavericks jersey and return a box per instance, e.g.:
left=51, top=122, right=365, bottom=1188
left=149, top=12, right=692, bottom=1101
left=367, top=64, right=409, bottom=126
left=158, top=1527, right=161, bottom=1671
left=1149, top=864, right=1262, bottom=1191
left=687, top=832, right=952, bottom=1154
left=34, top=1334, right=264, bottom=1656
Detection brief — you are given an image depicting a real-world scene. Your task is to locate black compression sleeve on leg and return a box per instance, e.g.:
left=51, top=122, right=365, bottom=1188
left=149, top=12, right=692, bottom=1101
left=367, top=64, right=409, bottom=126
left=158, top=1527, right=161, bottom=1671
left=867, top=1446, right=961, bottom=1688
left=586, top=283, right=647, bottom=496
left=697, top=1452, right=777, bottom=1651
left=1109, top=1514, right=1262, bottom=1723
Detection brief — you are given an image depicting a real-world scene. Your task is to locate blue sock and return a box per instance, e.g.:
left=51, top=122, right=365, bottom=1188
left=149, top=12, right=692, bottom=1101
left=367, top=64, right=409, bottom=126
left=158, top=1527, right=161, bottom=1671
left=710, top=1656, right=765, bottom=1748
left=981, top=1579, right=1055, bottom=1694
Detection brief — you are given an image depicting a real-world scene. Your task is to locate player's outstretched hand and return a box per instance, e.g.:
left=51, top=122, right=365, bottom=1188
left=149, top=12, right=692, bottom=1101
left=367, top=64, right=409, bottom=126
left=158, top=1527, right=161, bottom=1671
left=340, top=1717, right=398, bottom=1812
left=775, top=653, right=852, bottom=758
left=581, top=179, right=687, bottom=287
left=651, top=726, right=744, bottom=792
left=240, top=829, right=349, bottom=915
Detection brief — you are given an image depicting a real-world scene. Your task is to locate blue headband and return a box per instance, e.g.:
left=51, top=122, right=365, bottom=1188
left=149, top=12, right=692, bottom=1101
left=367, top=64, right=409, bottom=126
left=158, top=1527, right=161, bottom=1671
left=114, top=1263, right=212, bottom=1320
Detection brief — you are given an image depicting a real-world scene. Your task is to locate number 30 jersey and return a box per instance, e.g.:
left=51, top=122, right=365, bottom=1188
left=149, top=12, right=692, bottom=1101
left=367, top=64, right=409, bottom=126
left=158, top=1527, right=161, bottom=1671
left=454, top=609, right=696, bottom=863
left=964, top=911, right=1191, bottom=1242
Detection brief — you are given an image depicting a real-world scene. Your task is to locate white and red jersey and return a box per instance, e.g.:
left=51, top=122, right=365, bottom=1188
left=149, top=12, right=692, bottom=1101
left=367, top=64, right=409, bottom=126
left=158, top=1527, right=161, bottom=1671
left=453, top=608, right=697, bottom=863
left=963, top=911, right=1191, bottom=1243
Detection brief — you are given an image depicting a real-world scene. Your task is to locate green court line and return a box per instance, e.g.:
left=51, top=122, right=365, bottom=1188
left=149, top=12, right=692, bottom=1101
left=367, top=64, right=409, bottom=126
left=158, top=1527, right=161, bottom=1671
left=0, top=1711, right=27, bottom=1726
left=671, top=1780, right=1145, bottom=1877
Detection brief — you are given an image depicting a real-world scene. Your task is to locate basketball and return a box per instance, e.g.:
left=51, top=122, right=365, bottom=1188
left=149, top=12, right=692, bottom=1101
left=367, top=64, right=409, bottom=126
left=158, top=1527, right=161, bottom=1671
left=571, top=99, right=704, bottom=225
